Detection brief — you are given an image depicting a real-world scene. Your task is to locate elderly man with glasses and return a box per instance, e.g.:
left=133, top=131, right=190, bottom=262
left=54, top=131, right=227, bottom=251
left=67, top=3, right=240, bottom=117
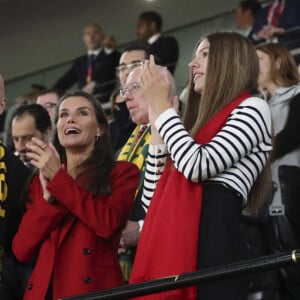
left=117, top=62, right=177, bottom=283
left=113, top=45, right=148, bottom=282
left=110, top=45, right=149, bottom=153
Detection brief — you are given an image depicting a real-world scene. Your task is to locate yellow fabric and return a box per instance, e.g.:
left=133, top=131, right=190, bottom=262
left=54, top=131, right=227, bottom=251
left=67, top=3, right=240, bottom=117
left=118, top=126, right=150, bottom=165
left=117, top=125, right=151, bottom=282
left=117, top=125, right=151, bottom=195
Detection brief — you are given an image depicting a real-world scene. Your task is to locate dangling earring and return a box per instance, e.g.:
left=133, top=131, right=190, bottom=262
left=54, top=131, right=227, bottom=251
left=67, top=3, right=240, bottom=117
left=96, top=133, right=101, bottom=143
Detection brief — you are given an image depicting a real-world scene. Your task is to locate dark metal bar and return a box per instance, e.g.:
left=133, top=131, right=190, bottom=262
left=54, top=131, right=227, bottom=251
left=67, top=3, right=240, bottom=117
left=60, top=250, right=300, bottom=300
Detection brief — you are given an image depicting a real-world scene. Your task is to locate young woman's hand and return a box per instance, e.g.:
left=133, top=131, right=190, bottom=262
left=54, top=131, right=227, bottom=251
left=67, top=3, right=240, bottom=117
left=140, top=55, right=173, bottom=115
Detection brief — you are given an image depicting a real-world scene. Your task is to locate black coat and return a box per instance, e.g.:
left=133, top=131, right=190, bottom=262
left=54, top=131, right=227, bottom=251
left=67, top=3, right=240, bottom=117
left=53, top=50, right=120, bottom=102
left=148, top=35, right=179, bottom=74
left=0, top=143, right=31, bottom=300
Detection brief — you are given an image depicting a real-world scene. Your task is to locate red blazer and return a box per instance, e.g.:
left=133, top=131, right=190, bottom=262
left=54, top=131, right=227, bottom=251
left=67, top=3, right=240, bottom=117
left=13, top=161, right=139, bottom=300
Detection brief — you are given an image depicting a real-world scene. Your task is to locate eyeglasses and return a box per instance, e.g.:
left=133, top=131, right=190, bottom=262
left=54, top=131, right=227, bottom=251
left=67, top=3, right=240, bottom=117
left=116, top=61, right=144, bottom=73
left=119, top=82, right=141, bottom=98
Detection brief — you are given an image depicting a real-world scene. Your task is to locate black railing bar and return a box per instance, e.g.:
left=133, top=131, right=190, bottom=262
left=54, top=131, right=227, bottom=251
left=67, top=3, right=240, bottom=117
left=60, top=250, right=300, bottom=300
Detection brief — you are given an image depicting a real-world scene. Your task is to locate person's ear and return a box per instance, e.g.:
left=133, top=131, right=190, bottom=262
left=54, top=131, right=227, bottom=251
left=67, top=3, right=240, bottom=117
left=0, top=98, right=7, bottom=115
left=275, top=57, right=281, bottom=70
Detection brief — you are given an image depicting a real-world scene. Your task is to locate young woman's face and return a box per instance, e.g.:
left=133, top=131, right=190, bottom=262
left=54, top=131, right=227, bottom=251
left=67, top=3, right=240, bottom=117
left=256, top=50, right=272, bottom=89
left=188, top=39, right=210, bottom=94
left=57, top=96, right=101, bottom=153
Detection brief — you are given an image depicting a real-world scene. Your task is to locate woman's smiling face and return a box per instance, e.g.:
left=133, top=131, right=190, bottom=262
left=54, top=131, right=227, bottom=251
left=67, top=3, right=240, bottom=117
left=57, top=96, right=101, bottom=152
left=188, top=39, right=210, bottom=93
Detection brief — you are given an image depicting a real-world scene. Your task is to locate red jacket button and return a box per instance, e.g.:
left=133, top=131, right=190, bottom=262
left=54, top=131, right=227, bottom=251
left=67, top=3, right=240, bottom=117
left=84, top=277, right=92, bottom=284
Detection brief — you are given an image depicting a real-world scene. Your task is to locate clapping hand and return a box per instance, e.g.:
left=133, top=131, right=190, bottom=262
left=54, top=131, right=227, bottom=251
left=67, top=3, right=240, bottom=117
left=26, top=138, right=61, bottom=202
left=140, top=55, right=173, bottom=116
left=26, top=137, right=61, bottom=181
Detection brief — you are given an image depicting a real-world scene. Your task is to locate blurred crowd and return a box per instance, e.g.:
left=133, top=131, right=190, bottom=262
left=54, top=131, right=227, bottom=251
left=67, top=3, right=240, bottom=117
left=0, top=1, right=300, bottom=300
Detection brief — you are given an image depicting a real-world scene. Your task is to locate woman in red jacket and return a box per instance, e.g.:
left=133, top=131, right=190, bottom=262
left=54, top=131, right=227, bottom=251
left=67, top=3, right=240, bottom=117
left=13, top=90, right=139, bottom=300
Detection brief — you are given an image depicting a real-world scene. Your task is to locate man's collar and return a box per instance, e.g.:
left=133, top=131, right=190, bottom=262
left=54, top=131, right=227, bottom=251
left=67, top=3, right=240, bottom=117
left=104, top=47, right=114, bottom=55
left=147, top=33, right=161, bottom=45
left=244, top=27, right=252, bottom=37
left=87, top=48, right=102, bottom=56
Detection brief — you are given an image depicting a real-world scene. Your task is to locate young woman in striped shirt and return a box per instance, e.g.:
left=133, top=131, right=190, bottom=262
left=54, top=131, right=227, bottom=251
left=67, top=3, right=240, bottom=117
left=130, top=32, right=273, bottom=300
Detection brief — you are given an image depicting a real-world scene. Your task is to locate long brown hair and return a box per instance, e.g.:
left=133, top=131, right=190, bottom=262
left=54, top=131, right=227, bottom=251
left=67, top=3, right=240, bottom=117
left=52, top=90, right=114, bottom=197
left=183, top=32, right=270, bottom=213
left=183, top=32, right=259, bottom=136
left=256, top=43, right=300, bottom=88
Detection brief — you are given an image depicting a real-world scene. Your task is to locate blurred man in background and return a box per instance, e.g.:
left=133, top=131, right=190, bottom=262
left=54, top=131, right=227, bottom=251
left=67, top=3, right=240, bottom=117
left=136, top=11, right=179, bottom=74
left=235, top=0, right=262, bottom=38
left=11, top=104, right=51, bottom=165
left=53, top=23, right=120, bottom=103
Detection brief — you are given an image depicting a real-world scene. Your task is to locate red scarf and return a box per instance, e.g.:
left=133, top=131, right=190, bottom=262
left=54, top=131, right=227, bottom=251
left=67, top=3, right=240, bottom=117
left=129, top=91, right=250, bottom=300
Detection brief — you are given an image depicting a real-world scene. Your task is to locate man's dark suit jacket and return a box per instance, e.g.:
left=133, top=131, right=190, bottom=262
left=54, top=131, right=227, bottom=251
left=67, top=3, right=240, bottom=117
left=53, top=50, right=120, bottom=102
left=250, top=0, right=300, bottom=44
left=0, top=143, right=31, bottom=300
left=148, top=35, right=179, bottom=74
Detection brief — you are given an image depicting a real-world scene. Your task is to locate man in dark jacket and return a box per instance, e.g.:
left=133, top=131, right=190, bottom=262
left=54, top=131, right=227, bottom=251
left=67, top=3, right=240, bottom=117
left=53, top=23, right=120, bottom=103
left=0, top=74, right=31, bottom=300
left=136, top=11, right=179, bottom=74
left=250, top=0, right=300, bottom=44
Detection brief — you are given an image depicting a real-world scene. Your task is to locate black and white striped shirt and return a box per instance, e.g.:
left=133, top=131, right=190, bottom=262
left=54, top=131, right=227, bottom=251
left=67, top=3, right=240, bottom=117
left=142, top=97, right=272, bottom=212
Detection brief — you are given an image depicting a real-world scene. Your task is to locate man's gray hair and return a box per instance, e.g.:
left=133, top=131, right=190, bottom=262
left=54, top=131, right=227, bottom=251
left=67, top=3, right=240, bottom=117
left=128, top=65, right=176, bottom=98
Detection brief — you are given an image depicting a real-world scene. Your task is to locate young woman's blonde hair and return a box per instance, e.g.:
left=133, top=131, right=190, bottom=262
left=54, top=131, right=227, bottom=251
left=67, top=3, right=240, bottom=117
left=256, top=43, right=300, bottom=88
left=183, top=32, right=270, bottom=213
